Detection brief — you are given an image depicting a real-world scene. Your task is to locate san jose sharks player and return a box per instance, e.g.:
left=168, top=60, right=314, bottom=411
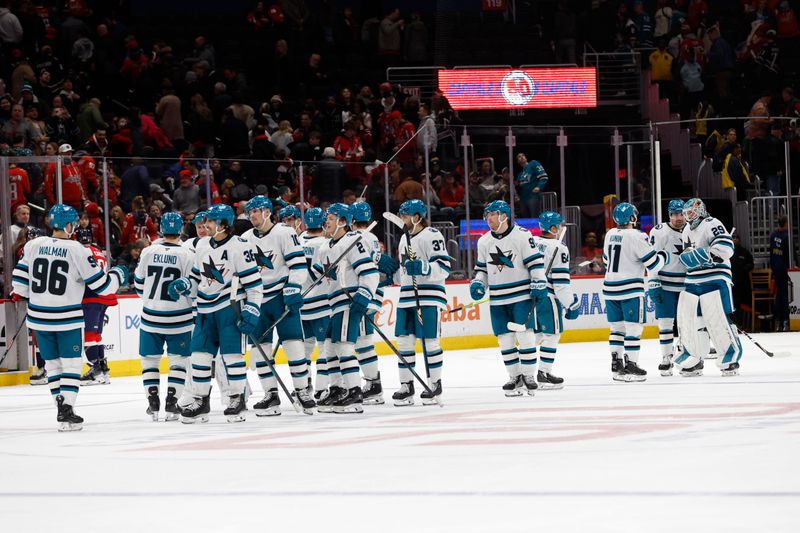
left=299, top=207, right=338, bottom=405
left=167, top=203, right=263, bottom=423
left=674, top=198, right=742, bottom=377
left=134, top=212, right=195, bottom=421
left=11, top=204, right=128, bottom=431
left=277, top=205, right=302, bottom=233
left=183, top=210, right=208, bottom=253
left=470, top=200, right=547, bottom=396
left=391, top=199, right=450, bottom=405
left=311, top=203, right=379, bottom=413
left=242, top=195, right=315, bottom=415
left=533, top=212, right=580, bottom=389
left=602, top=202, right=668, bottom=382
left=648, top=199, right=688, bottom=376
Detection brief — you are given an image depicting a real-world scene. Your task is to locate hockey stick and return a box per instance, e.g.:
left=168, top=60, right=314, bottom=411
left=447, top=297, right=489, bottom=314
left=0, top=310, right=27, bottom=368
left=383, top=212, right=433, bottom=387
left=507, top=226, right=568, bottom=332
left=253, top=221, right=378, bottom=346
left=230, top=276, right=303, bottom=414
left=735, top=326, right=791, bottom=358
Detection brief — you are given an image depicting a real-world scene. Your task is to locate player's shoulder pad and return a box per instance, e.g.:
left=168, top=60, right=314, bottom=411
left=653, top=223, right=664, bottom=231
left=427, top=227, right=441, bottom=235
left=237, top=237, right=250, bottom=244
left=514, top=225, right=531, bottom=234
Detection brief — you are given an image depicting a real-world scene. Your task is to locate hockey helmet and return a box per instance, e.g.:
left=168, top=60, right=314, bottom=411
left=206, top=203, right=235, bottom=227
left=245, top=195, right=273, bottom=214
left=612, top=202, right=638, bottom=226
left=683, top=198, right=707, bottom=229
left=161, top=211, right=184, bottom=236
left=399, top=199, right=426, bottom=218
left=668, top=199, right=685, bottom=215
left=351, top=201, right=372, bottom=223
left=539, top=211, right=563, bottom=234
left=483, top=200, right=512, bottom=221
left=277, top=205, right=301, bottom=223
left=48, top=204, right=79, bottom=231
left=304, top=207, right=325, bottom=229
left=327, top=203, right=353, bottom=226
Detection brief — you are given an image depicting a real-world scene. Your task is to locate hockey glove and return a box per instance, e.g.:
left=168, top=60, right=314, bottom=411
left=679, top=248, right=713, bottom=270
left=237, top=302, right=261, bottom=335
left=404, top=258, right=431, bottom=277
left=283, top=284, right=303, bottom=313
left=167, top=277, right=191, bottom=301
left=565, top=295, right=581, bottom=320
left=647, top=279, right=664, bottom=304
left=529, top=279, right=548, bottom=303
left=378, top=277, right=394, bottom=288
left=349, top=287, right=372, bottom=317
left=373, top=251, right=400, bottom=277
left=111, top=265, right=129, bottom=287
left=470, top=279, right=486, bottom=301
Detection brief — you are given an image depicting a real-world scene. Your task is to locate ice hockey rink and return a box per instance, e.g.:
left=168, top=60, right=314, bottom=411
left=1, top=335, right=799, bottom=533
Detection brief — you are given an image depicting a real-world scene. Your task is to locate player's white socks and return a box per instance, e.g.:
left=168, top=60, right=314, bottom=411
left=304, top=338, right=317, bottom=360
left=422, top=338, right=443, bottom=383
left=658, top=318, right=674, bottom=358
left=44, top=358, right=63, bottom=401
left=498, top=333, right=521, bottom=378
left=254, top=342, right=275, bottom=386
left=141, top=355, right=161, bottom=393
left=335, top=342, right=361, bottom=389
left=515, top=330, right=538, bottom=375
left=328, top=352, right=343, bottom=387
left=396, top=335, right=417, bottom=383
left=190, top=352, right=214, bottom=396
left=220, top=353, right=247, bottom=394
left=60, top=357, right=83, bottom=405
left=167, top=355, right=188, bottom=398
left=623, top=322, right=644, bottom=363
left=355, top=335, right=379, bottom=380
left=609, top=324, right=625, bottom=358
left=539, top=333, right=560, bottom=373
left=283, top=339, right=309, bottom=390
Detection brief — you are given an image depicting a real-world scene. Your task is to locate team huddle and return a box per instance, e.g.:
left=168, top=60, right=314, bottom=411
left=11, top=195, right=741, bottom=431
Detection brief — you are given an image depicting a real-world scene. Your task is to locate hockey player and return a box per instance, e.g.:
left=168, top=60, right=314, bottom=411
left=534, top=212, right=581, bottom=389
left=242, top=195, right=315, bottom=415
left=350, top=201, right=397, bottom=405
left=299, top=207, right=337, bottom=406
left=277, top=205, right=302, bottom=233
left=674, top=198, right=742, bottom=377
left=75, top=228, right=118, bottom=386
left=648, top=199, right=688, bottom=376
left=603, top=202, right=669, bottom=382
left=311, top=203, right=379, bottom=413
left=167, top=203, right=263, bottom=423
left=183, top=211, right=208, bottom=253
left=391, top=199, right=450, bottom=405
left=470, top=200, right=547, bottom=396
left=134, top=212, right=195, bottom=421
left=11, top=204, right=128, bottom=431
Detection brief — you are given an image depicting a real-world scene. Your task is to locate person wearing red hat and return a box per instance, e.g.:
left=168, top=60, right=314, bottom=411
left=44, top=143, right=88, bottom=210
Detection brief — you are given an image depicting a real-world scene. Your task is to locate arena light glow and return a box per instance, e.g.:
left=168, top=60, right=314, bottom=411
left=438, top=68, right=597, bottom=110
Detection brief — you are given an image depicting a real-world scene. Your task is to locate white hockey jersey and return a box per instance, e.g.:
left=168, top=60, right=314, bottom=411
left=356, top=228, right=385, bottom=309
left=648, top=222, right=687, bottom=292
left=300, top=231, right=330, bottom=320
left=395, top=227, right=451, bottom=309
left=134, top=242, right=195, bottom=334
left=187, top=234, right=263, bottom=314
left=602, top=227, right=667, bottom=300
left=536, top=236, right=574, bottom=307
left=241, top=222, right=307, bottom=303
left=473, top=224, right=545, bottom=306
left=312, top=231, right=379, bottom=314
left=681, top=217, right=734, bottom=287
left=182, top=235, right=207, bottom=254
left=12, top=237, right=124, bottom=331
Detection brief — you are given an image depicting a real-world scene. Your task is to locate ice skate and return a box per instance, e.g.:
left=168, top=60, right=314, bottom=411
left=295, top=387, right=316, bottom=415
left=680, top=360, right=704, bottom=377
left=29, top=367, right=47, bottom=386
left=502, top=374, right=524, bottom=396
left=318, top=386, right=345, bottom=413
left=420, top=380, right=442, bottom=405
left=180, top=395, right=210, bottom=424
left=56, top=394, right=83, bottom=432
left=146, top=386, right=160, bottom=421
left=392, top=382, right=415, bottom=406
left=224, top=394, right=247, bottom=422
left=658, top=355, right=674, bottom=377
left=720, top=362, right=740, bottom=377
left=623, top=360, right=647, bottom=382
left=520, top=373, right=538, bottom=395
left=612, top=354, right=629, bottom=382
left=164, top=388, right=180, bottom=421
left=253, top=389, right=281, bottom=416
left=706, top=346, right=718, bottom=360
left=80, top=359, right=109, bottom=386
left=362, top=374, right=385, bottom=405
left=333, top=386, right=364, bottom=414
left=537, top=370, right=565, bottom=390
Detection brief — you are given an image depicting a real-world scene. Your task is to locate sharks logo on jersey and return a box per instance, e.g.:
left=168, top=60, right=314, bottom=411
left=488, top=246, right=515, bottom=271
left=202, top=257, right=226, bottom=284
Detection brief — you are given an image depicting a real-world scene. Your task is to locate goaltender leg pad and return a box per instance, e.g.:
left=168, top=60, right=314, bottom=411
left=675, top=292, right=703, bottom=368
left=699, top=291, right=742, bottom=368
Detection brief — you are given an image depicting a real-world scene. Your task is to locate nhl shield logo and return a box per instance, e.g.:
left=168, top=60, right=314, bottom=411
left=501, top=70, right=536, bottom=106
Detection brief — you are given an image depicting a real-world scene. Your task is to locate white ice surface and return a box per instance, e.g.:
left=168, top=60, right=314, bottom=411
left=1, top=334, right=799, bottom=533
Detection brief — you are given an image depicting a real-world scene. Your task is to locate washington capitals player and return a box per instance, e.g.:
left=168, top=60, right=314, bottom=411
left=533, top=212, right=580, bottom=389
left=134, top=212, right=195, bottom=421
left=167, top=203, right=263, bottom=423
left=242, top=195, right=315, bottom=415
left=312, top=203, right=379, bottom=413
left=11, top=204, right=128, bottom=431
left=74, top=228, right=118, bottom=386
left=674, top=198, right=742, bottom=377
left=602, top=202, right=668, bottom=382
left=648, top=199, right=688, bottom=376
left=391, top=200, right=450, bottom=405
left=470, top=200, right=547, bottom=396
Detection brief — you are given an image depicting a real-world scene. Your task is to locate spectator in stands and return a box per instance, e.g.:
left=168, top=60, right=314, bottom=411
left=770, top=215, right=790, bottom=331
left=631, top=1, right=654, bottom=47
left=173, top=169, right=201, bottom=214
left=438, top=172, right=465, bottom=219
left=77, top=98, right=107, bottom=143
left=653, top=0, right=674, bottom=40
left=312, top=146, right=347, bottom=204
left=156, top=88, right=184, bottom=145
left=115, top=239, right=149, bottom=284
left=121, top=196, right=158, bottom=245
left=721, top=143, right=752, bottom=200
left=0, top=1, right=23, bottom=46
left=333, top=120, right=365, bottom=181
left=515, top=153, right=549, bottom=218
left=650, top=38, right=675, bottom=101
left=44, top=143, right=88, bottom=210
left=707, top=24, right=734, bottom=112
left=417, top=103, right=436, bottom=156
left=270, top=120, right=294, bottom=154
left=2, top=103, right=36, bottom=148
left=403, top=11, right=428, bottom=64
left=730, top=233, right=754, bottom=328
left=394, top=172, right=424, bottom=204
left=762, top=125, right=786, bottom=196
left=109, top=205, right=125, bottom=255
left=119, top=158, right=151, bottom=213
left=554, top=0, right=578, bottom=64
left=218, top=108, right=250, bottom=158
left=680, top=49, right=705, bottom=118
left=581, top=231, right=605, bottom=274
left=9, top=162, right=30, bottom=212
left=82, top=128, right=109, bottom=157
left=378, top=8, right=404, bottom=67
left=9, top=204, right=29, bottom=243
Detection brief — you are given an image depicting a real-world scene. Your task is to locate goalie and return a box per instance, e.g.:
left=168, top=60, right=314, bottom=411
left=675, top=198, right=742, bottom=377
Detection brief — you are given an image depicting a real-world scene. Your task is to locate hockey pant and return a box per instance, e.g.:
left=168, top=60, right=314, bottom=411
left=33, top=328, right=83, bottom=407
